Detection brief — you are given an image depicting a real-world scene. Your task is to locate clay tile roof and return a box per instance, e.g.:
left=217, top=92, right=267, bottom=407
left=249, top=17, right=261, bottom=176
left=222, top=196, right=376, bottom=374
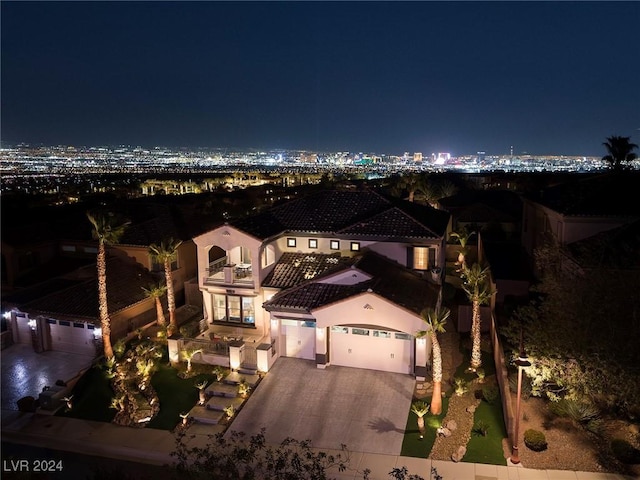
left=352, top=251, right=440, bottom=314
left=231, top=189, right=449, bottom=240
left=263, top=250, right=439, bottom=315
left=338, top=207, right=443, bottom=239
left=13, top=256, right=158, bottom=320
left=263, top=282, right=369, bottom=313
left=263, top=252, right=354, bottom=289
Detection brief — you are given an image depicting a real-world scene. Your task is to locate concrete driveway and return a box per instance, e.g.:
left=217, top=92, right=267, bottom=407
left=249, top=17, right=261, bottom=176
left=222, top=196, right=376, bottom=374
left=1, top=343, right=95, bottom=412
left=228, top=357, right=415, bottom=455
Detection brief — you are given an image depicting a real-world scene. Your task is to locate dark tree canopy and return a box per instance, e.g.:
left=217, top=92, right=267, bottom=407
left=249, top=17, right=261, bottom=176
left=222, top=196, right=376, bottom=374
left=602, top=135, right=638, bottom=171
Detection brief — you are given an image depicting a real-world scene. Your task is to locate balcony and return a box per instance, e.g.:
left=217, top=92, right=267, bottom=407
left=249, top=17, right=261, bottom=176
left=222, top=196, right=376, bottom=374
left=204, top=257, right=254, bottom=287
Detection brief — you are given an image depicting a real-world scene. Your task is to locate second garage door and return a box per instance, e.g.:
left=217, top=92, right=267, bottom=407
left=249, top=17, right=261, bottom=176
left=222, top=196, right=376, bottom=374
left=330, top=326, right=413, bottom=374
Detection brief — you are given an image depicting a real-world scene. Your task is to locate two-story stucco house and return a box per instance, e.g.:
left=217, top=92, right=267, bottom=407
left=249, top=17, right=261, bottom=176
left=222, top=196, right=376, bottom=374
left=193, top=189, right=450, bottom=379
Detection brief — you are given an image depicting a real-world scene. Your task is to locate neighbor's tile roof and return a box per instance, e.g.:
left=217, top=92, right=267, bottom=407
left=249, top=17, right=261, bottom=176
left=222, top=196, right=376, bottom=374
left=567, top=219, right=640, bottom=269
left=527, top=172, right=640, bottom=217
left=11, top=256, right=158, bottom=320
left=263, top=251, right=439, bottom=315
left=231, top=189, right=449, bottom=240
left=262, top=252, right=355, bottom=289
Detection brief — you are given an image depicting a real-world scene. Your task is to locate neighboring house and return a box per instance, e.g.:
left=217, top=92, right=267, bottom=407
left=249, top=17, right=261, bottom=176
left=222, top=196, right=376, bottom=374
left=438, top=189, right=532, bottom=312
left=2, top=255, right=159, bottom=356
left=192, top=189, right=450, bottom=378
left=116, top=207, right=198, bottom=307
left=522, top=173, right=640, bottom=263
left=1, top=201, right=198, bottom=353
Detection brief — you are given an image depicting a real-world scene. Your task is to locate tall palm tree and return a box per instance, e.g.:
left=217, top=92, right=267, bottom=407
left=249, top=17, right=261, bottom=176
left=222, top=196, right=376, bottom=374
left=417, top=306, right=451, bottom=415
left=87, top=211, right=130, bottom=359
left=149, top=238, right=183, bottom=335
left=461, top=263, right=494, bottom=371
left=602, top=135, right=638, bottom=171
left=142, top=283, right=167, bottom=328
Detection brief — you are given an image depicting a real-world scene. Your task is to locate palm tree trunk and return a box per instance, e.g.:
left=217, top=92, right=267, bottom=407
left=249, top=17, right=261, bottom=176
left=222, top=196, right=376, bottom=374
left=97, top=242, right=114, bottom=359
left=471, top=299, right=482, bottom=370
left=155, top=298, right=166, bottom=327
left=165, top=260, right=177, bottom=334
left=430, top=332, right=443, bottom=415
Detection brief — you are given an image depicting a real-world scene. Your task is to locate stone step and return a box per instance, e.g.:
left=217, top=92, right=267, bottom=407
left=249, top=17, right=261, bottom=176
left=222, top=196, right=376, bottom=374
left=205, top=396, right=244, bottom=412
left=238, top=364, right=258, bottom=375
left=206, top=382, right=238, bottom=398
left=223, top=372, right=260, bottom=387
left=188, top=405, right=225, bottom=425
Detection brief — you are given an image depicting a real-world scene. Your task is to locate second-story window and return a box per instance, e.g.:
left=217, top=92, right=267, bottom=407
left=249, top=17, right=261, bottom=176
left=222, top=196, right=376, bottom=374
left=287, top=238, right=296, bottom=248
left=350, top=242, right=360, bottom=252
left=308, top=239, right=318, bottom=249
left=330, top=240, right=340, bottom=250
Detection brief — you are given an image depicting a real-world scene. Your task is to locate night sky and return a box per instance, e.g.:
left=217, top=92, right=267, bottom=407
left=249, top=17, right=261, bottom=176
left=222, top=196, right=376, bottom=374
left=1, top=1, right=639, bottom=156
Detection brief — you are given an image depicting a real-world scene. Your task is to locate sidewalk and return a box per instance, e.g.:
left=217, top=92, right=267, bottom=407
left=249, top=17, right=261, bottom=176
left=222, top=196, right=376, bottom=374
left=2, top=410, right=637, bottom=480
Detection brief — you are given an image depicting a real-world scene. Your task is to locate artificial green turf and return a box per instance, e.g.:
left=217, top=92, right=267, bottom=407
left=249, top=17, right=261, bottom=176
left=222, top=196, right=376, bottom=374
left=400, top=396, right=449, bottom=458
left=463, top=397, right=508, bottom=465
left=55, top=365, right=116, bottom=422
left=56, top=359, right=217, bottom=431
left=147, top=364, right=216, bottom=430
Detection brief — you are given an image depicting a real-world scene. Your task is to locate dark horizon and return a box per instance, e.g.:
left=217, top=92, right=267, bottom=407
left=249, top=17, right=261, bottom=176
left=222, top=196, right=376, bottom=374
left=2, top=1, right=639, bottom=157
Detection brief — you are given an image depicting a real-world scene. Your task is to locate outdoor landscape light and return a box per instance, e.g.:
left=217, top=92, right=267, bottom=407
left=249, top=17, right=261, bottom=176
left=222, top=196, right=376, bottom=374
left=511, top=331, right=532, bottom=465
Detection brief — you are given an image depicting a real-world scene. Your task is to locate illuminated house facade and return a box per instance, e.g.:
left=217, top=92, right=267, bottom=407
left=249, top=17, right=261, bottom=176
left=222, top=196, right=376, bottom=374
left=193, top=190, right=450, bottom=378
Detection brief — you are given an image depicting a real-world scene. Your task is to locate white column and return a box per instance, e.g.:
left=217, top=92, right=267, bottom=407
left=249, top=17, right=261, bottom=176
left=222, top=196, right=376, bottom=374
left=315, top=326, right=328, bottom=369
left=415, top=337, right=429, bottom=381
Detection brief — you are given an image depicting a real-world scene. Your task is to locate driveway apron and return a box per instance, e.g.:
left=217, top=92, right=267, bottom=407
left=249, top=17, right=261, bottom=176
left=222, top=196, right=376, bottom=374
left=1, top=343, right=95, bottom=411
left=228, top=357, right=415, bottom=455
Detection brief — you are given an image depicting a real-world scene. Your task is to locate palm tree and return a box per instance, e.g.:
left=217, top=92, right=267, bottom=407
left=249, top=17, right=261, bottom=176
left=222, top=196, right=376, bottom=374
left=417, top=306, right=451, bottom=415
left=602, top=135, right=638, bottom=171
left=87, top=211, right=130, bottom=359
left=149, top=238, right=183, bottom=335
left=410, top=400, right=430, bottom=438
left=142, top=283, right=167, bottom=329
left=461, top=263, right=494, bottom=371
left=450, top=228, right=476, bottom=268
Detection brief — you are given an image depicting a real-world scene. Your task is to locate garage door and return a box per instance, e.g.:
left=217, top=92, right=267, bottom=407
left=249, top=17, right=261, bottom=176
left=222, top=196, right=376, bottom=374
left=47, top=319, right=96, bottom=356
left=330, top=326, right=413, bottom=374
left=281, top=319, right=315, bottom=360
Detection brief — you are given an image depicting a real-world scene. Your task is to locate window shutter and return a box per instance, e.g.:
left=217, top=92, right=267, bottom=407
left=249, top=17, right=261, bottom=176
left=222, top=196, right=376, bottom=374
left=406, top=246, right=414, bottom=269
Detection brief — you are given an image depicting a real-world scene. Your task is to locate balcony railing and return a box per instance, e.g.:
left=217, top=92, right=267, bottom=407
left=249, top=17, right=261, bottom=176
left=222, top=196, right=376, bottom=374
left=206, top=256, right=228, bottom=277
left=204, top=259, right=254, bottom=286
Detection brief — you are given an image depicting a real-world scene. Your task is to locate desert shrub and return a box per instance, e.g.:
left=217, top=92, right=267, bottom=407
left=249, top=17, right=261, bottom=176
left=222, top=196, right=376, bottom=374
left=508, top=372, right=532, bottom=399
left=611, top=439, right=640, bottom=464
left=524, top=429, right=547, bottom=452
left=472, top=420, right=489, bottom=437
left=113, top=339, right=127, bottom=359
left=453, top=377, right=468, bottom=396
left=482, top=385, right=499, bottom=405
left=586, top=418, right=605, bottom=436
left=549, top=398, right=600, bottom=424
